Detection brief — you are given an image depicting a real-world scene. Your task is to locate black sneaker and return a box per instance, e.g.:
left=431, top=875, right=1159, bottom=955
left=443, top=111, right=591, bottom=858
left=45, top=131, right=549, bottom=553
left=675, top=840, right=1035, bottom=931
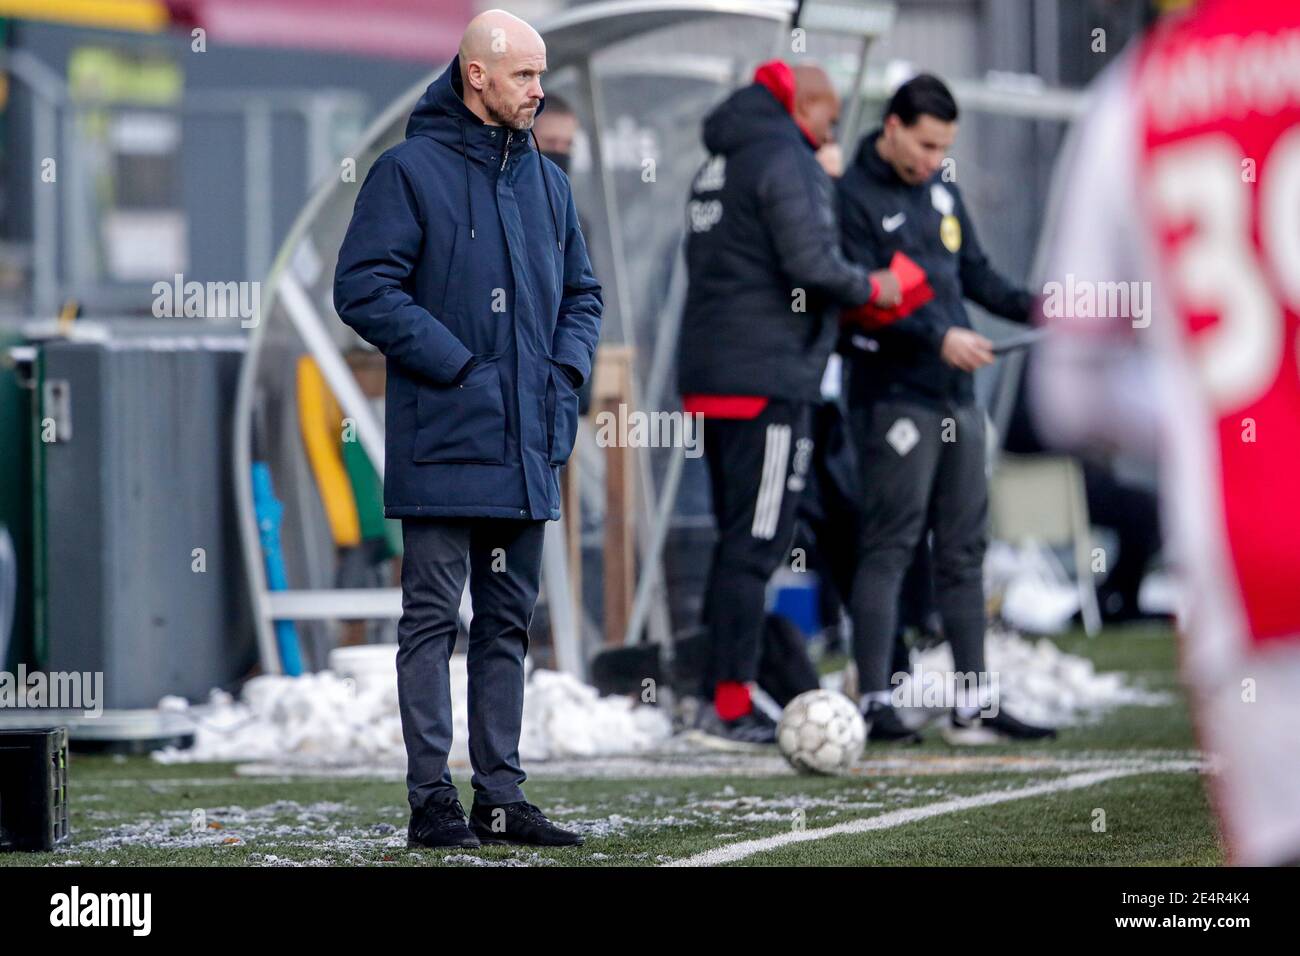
left=407, top=798, right=480, bottom=849
left=942, top=708, right=1057, bottom=745
left=684, top=701, right=779, bottom=749
left=863, top=701, right=923, bottom=744
left=469, top=800, right=585, bottom=847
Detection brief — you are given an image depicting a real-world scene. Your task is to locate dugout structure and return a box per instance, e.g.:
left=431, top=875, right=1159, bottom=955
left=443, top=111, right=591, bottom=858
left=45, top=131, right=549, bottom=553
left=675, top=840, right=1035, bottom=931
left=231, top=0, right=849, bottom=676
left=233, top=0, right=1089, bottom=680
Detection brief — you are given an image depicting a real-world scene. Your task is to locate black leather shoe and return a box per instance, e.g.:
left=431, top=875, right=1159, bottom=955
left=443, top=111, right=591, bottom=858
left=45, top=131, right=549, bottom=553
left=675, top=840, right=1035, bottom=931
left=942, top=708, right=1057, bottom=745
left=469, top=799, right=584, bottom=847
left=407, top=798, right=480, bottom=849
left=864, top=701, right=923, bottom=744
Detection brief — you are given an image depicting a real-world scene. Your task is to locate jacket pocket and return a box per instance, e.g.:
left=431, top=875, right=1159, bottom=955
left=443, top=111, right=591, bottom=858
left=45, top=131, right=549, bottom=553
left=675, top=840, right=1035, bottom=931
left=546, top=358, right=580, bottom=466
left=414, top=354, right=506, bottom=464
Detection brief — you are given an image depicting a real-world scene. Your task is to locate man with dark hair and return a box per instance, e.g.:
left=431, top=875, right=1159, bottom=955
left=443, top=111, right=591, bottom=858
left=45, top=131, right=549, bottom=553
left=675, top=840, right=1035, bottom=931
left=531, top=92, right=577, bottom=170
left=679, top=60, right=900, bottom=744
left=836, top=73, right=1055, bottom=744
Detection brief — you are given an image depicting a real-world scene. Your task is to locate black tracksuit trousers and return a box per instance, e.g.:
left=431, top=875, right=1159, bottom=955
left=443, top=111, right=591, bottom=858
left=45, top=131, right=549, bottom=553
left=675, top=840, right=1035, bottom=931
left=700, top=399, right=813, bottom=691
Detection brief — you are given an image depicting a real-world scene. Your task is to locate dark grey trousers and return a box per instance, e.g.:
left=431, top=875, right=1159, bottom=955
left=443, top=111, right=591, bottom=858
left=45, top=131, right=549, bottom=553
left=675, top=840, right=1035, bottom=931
left=396, top=516, right=545, bottom=812
left=847, top=398, right=989, bottom=693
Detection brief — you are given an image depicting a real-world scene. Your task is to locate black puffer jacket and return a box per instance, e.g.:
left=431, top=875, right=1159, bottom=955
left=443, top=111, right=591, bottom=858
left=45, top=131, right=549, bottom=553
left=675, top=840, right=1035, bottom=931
left=836, top=129, right=1032, bottom=408
left=677, top=83, right=876, bottom=402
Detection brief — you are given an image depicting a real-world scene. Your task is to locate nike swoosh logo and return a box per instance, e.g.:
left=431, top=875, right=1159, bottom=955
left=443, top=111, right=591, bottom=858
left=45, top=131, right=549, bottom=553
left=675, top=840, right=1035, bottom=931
left=882, top=213, right=906, bottom=232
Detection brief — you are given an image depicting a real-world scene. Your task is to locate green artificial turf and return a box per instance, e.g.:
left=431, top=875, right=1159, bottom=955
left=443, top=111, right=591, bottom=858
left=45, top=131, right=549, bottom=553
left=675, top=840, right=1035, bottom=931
left=2, top=623, right=1224, bottom=867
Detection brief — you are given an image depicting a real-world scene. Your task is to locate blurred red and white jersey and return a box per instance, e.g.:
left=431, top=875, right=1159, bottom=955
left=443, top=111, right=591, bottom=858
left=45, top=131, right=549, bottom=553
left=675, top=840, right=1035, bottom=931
left=1033, top=0, right=1300, bottom=864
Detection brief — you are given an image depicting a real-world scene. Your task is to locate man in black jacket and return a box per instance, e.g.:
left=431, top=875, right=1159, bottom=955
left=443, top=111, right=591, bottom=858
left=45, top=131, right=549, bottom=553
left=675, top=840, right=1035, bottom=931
left=836, top=74, right=1054, bottom=744
left=678, top=60, right=897, bottom=743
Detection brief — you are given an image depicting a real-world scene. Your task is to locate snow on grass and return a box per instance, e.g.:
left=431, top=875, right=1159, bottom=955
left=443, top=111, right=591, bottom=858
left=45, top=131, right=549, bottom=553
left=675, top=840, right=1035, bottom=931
left=152, top=650, right=671, bottom=767
left=61, top=798, right=403, bottom=858
left=826, top=626, right=1172, bottom=728
left=149, top=628, right=1162, bottom=774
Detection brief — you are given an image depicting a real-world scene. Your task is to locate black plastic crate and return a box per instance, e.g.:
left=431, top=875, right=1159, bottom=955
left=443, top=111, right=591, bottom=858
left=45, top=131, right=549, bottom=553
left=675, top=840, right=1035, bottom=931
left=0, top=727, right=70, bottom=851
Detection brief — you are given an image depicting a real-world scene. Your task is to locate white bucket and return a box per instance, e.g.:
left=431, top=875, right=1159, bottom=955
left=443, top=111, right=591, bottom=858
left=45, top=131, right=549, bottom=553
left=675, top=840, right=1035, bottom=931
left=328, top=643, right=398, bottom=692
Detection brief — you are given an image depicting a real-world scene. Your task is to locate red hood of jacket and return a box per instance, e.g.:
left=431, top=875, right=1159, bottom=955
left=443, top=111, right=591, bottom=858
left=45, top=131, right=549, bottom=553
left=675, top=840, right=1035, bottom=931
left=752, top=59, right=819, bottom=149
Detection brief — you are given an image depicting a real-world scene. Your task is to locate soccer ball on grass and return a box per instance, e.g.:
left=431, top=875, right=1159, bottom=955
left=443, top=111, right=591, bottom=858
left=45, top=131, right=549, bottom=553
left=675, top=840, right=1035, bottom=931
left=776, top=689, right=866, bottom=776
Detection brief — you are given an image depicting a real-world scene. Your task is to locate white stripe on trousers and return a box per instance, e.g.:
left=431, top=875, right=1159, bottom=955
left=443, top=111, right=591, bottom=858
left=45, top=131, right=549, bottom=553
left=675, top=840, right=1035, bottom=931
left=751, top=423, right=791, bottom=540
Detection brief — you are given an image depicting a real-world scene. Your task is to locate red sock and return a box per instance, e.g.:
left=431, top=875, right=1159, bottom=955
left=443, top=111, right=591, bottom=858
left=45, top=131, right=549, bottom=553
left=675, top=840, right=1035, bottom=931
left=714, top=681, right=752, bottom=721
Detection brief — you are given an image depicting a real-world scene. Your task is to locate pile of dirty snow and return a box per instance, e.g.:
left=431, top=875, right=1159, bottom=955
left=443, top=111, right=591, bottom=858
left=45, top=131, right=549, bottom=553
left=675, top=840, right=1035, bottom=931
left=153, top=649, right=671, bottom=766
left=886, top=627, right=1170, bottom=727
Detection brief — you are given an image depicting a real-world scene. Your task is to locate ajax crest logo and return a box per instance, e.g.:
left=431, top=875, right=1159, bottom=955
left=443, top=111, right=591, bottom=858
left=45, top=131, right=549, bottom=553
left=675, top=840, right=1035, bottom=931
left=931, top=184, right=962, bottom=253
left=940, top=215, right=962, bottom=253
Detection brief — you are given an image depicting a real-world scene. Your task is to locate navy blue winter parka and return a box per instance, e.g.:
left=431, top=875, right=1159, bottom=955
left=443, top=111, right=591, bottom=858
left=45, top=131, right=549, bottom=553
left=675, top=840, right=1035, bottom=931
left=333, top=55, right=602, bottom=520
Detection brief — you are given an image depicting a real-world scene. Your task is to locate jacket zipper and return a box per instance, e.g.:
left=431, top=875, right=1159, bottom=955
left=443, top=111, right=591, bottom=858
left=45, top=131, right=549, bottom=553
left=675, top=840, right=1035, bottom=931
left=500, top=128, right=525, bottom=519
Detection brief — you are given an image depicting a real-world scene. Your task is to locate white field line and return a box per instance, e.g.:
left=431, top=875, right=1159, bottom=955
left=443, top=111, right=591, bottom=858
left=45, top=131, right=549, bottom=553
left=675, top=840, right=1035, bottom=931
left=663, top=763, right=1195, bottom=867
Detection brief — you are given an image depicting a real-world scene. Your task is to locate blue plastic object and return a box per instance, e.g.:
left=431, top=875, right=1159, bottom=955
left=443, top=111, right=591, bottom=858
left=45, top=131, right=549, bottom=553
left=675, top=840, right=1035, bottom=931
left=251, top=462, right=303, bottom=676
